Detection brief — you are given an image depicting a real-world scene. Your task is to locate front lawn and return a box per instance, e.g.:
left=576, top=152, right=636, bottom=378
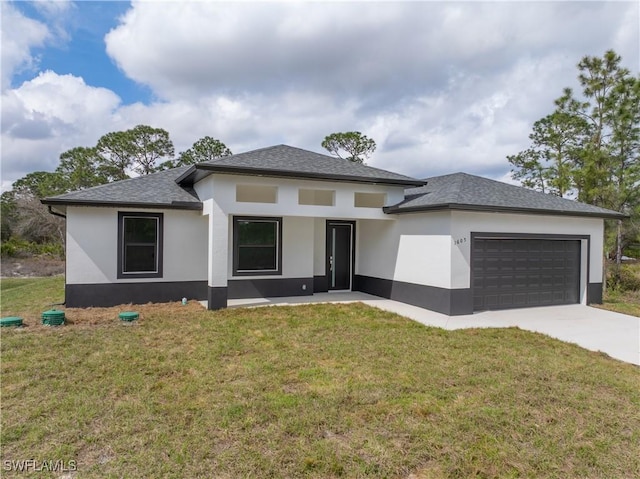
left=1, top=278, right=639, bottom=478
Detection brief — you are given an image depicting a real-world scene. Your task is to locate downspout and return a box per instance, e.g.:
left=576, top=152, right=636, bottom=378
left=47, top=205, right=66, bottom=219
left=46, top=204, right=67, bottom=306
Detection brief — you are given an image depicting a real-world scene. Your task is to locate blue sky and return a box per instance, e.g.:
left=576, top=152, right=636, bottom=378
left=1, top=1, right=638, bottom=191
left=10, top=1, right=150, bottom=104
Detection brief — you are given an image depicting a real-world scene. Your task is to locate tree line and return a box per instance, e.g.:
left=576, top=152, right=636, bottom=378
left=10, top=128, right=233, bottom=199
left=0, top=129, right=234, bottom=253
left=508, top=50, right=640, bottom=265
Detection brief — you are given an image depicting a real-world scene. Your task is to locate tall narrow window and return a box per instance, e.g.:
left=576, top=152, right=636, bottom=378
left=233, top=216, right=282, bottom=275
left=118, top=212, right=163, bottom=278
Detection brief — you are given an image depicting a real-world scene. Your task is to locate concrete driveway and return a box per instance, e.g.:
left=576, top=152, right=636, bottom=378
left=366, top=300, right=640, bottom=366
left=225, top=293, right=640, bottom=366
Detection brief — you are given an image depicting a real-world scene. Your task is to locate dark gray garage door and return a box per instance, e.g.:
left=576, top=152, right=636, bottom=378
left=472, top=237, right=581, bottom=311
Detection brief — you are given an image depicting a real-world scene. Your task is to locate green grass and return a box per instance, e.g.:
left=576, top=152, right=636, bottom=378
left=0, top=276, right=65, bottom=318
left=2, top=278, right=640, bottom=478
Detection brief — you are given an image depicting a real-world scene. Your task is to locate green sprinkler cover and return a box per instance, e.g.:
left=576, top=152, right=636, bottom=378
left=1, top=316, right=23, bottom=327
left=42, top=309, right=65, bottom=326
left=119, top=311, right=139, bottom=322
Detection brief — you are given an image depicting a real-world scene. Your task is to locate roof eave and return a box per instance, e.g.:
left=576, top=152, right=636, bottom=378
left=383, top=203, right=627, bottom=219
left=174, top=164, right=199, bottom=185
left=178, top=164, right=426, bottom=187
left=41, top=198, right=203, bottom=211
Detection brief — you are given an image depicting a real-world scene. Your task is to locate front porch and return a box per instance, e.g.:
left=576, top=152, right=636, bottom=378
left=201, top=291, right=378, bottom=309
left=205, top=214, right=388, bottom=310
left=199, top=171, right=403, bottom=311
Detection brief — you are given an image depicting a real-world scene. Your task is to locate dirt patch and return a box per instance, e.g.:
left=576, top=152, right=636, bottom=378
left=0, top=256, right=65, bottom=277
left=14, top=300, right=206, bottom=331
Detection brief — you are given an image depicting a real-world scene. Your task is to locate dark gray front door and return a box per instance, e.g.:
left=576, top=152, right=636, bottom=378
left=472, top=237, right=581, bottom=311
left=327, top=222, right=353, bottom=290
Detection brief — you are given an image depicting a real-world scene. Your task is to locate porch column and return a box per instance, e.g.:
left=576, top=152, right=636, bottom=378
left=205, top=199, right=229, bottom=310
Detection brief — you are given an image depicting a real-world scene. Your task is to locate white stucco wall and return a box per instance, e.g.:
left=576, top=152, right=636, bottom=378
left=66, top=206, right=208, bottom=284
left=203, top=199, right=229, bottom=288
left=283, top=217, right=315, bottom=278
left=194, top=174, right=404, bottom=220
left=313, top=218, right=326, bottom=277
left=358, top=212, right=452, bottom=288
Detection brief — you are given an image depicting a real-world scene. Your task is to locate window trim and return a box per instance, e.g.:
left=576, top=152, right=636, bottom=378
left=233, top=216, right=283, bottom=276
left=117, top=212, right=164, bottom=279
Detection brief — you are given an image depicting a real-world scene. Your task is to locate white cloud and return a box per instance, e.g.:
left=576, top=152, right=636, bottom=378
left=0, top=3, right=50, bottom=90
left=1, top=71, right=122, bottom=187
left=32, top=0, right=75, bottom=45
left=99, top=0, right=639, bottom=181
left=33, top=0, right=74, bottom=17
left=9, top=71, right=120, bottom=126
left=1, top=1, right=638, bottom=193
left=104, top=2, right=635, bottom=102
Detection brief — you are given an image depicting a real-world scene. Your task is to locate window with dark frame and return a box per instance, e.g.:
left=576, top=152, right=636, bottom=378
left=233, top=217, right=282, bottom=275
left=118, top=212, right=163, bottom=278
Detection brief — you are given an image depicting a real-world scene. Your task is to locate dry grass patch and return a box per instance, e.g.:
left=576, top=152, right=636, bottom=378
left=598, top=288, right=640, bottom=317
left=599, top=263, right=640, bottom=317
left=1, top=278, right=640, bottom=478
left=0, top=257, right=65, bottom=278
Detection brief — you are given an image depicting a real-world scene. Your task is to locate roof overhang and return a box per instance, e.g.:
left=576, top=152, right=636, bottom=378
left=176, top=164, right=426, bottom=188
left=383, top=202, right=628, bottom=220
left=41, top=198, right=203, bottom=211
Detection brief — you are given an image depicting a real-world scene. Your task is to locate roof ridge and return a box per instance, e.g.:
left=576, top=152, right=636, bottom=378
left=201, top=144, right=337, bottom=165
left=273, top=144, right=347, bottom=161
left=201, top=144, right=280, bottom=164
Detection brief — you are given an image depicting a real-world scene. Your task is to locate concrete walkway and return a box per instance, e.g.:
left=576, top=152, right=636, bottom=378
left=222, top=293, right=640, bottom=366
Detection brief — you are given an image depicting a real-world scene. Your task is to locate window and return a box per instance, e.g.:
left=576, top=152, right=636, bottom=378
left=298, top=188, right=335, bottom=206
left=118, top=212, right=163, bottom=278
left=354, top=192, right=386, bottom=208
left=236, top=184, right=278, bottom=203
left=233, top=216, right=282, bottom=276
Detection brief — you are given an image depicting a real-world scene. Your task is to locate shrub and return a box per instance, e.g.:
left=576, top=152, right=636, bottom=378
left=0, top=237, right=29, bottom=257
left=608, top=264, right=640, bottom=292
left=0, top=237, right=64, bottom=259
left=625, top=245, right=640, bottom=259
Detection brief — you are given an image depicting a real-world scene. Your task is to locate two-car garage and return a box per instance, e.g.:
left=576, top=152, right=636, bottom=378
left=360, top=169, right=617, bottom=316
left=471, top=235, right=582, bottom=312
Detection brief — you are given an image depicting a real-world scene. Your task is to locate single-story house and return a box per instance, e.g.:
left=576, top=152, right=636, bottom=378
left=42, top=144, right=624, bottom=315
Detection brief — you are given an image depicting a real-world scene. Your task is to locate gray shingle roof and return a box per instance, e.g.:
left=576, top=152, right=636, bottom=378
left=385, top=172, right=625, bottom=219
left=42, top=166, right=201, bottom=210
left=177, top=144, right=425, bottom=187
left=41, top=145, right=424, bottom=209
